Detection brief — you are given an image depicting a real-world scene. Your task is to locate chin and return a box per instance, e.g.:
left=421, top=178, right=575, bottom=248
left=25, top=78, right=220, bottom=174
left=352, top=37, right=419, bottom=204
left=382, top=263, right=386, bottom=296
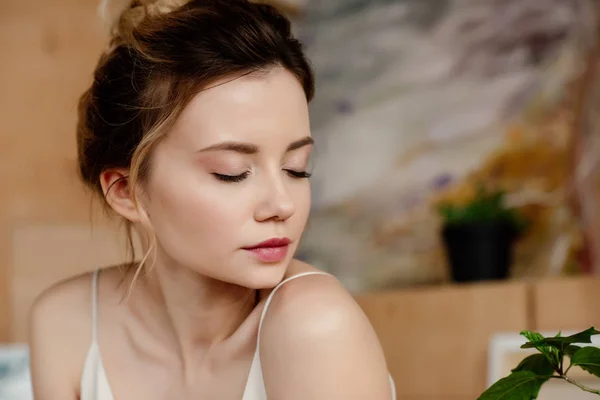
left=241, top=261, right=289, bottom=289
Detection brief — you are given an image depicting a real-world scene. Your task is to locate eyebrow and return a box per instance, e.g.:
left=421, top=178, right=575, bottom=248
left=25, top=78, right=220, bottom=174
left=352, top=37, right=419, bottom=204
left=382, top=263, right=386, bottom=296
left=197, top=136, right=314, bottom=154
left=287, top=136, right=314, bottom=152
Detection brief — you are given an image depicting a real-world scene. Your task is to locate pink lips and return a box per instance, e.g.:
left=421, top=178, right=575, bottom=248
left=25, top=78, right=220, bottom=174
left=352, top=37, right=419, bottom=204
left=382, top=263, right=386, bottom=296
left=243, top=238, right=291, bottom=263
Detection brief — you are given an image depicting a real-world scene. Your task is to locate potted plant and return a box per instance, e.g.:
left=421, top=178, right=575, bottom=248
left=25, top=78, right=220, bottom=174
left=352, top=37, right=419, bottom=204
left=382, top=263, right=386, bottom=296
left=480, top=327, right=600, bottom=399
left=437, top=185, right=527, bottom=282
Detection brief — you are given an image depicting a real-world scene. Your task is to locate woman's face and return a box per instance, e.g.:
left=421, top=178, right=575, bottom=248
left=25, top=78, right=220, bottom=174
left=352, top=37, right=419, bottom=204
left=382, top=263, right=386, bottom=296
left=141, top=67, right=312, bottom=288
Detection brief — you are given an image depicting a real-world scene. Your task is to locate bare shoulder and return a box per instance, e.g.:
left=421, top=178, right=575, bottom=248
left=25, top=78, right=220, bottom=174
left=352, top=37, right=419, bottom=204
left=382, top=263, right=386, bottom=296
left=28, top=266, right=122, bottom=399
left=268, top=260, right=364, bottom=324
left=30, top=266, right=124, bottom=331
left=29, top=271, right=95, bottom=356
left=31, top=270, right=91, bottom=322
left=260, top=260, right=393, bottom=399
left=28, top=270, right=94, bottom=399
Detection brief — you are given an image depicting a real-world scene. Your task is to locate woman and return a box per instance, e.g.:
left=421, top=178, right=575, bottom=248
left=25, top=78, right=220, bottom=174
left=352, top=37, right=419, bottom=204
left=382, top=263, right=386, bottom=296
left=28, top=0, right=396, bottom=398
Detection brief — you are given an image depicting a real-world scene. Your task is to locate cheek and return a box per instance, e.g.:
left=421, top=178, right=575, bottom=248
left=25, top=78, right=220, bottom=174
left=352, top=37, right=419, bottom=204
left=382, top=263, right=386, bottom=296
left=144, top=178, right=248, bottom=247
left=291, top=184, right=311, bottom=223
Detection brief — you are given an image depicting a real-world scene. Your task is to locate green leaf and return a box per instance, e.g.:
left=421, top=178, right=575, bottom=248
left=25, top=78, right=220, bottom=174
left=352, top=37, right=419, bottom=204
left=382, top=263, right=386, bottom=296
left=521, top=331, right=545, bottom=343
left=565, top=345, right=582, bottom=358
left=478, top=371, right=548, bottom=400
left=437, top=185, right=527, bottom=229
left=564, top=328, right=600, bottom=344
left=522, top=328, right=600, bottom=355
left=512, top=354, right=555, bottom=376
left=570, top=346, right=600, bottom=377
left=520, top=330, right=560, bottom=368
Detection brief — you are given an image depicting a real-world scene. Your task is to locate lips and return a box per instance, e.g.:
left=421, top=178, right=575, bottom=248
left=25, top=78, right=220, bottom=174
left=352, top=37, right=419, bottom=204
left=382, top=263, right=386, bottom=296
left=244, top=237, right=291, bottom=249
left=243, top=237, right=291, bottom=263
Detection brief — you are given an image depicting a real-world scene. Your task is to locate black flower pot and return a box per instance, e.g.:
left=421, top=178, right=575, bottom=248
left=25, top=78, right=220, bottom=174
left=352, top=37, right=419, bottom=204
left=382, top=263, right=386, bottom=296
left=442, top=220, right=518, bottom=283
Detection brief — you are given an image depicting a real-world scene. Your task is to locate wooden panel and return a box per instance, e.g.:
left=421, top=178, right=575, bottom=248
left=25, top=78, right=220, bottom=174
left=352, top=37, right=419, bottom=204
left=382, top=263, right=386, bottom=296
left=356, top=281, right=529, bottom=399
left=532, top=276, right=600, bottom=331
left=0, top=0, right=107, bottom=341
left=0, top=229, right=10, bottom=342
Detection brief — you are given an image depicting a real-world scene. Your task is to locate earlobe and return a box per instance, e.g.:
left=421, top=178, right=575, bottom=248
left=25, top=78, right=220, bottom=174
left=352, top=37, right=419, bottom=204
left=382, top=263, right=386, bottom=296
left=99, top=168, right=142, bottom=222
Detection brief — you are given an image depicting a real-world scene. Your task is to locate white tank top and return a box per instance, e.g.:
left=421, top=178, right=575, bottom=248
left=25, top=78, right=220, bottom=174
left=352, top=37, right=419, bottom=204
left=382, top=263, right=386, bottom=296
left=80, top=269, right=396, bottom=399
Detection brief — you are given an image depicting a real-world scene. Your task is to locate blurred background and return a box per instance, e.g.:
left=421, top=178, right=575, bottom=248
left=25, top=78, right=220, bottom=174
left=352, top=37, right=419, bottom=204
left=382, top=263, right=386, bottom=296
left=298, top=0, right=598, bottom=290
left=3, top=0, right=600, bottom=398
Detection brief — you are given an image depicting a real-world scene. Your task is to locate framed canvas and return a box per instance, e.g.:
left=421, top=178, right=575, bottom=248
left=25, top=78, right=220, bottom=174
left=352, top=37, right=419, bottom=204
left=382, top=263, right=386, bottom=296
left=488, top=330, right=600, bottom=399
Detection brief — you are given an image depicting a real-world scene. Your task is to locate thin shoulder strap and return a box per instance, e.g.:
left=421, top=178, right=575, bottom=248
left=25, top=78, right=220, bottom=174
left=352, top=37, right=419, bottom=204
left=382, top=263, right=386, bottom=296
left=253, top=271, right=397, bottom=400
left=256, top=271, right=332, bottom=349
left=91, top=269, right=100, bottom=342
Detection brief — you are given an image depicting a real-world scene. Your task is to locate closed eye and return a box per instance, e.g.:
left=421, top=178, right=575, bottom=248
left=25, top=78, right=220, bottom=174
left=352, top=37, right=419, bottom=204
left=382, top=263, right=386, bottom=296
left=285, top=170, right=312, bottom=179
left=213, top=171, right=250, bottom=183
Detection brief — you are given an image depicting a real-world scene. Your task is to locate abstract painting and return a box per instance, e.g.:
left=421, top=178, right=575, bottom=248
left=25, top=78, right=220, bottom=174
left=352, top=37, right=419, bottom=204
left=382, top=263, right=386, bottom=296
left=295, top=0, right=598, bottom=291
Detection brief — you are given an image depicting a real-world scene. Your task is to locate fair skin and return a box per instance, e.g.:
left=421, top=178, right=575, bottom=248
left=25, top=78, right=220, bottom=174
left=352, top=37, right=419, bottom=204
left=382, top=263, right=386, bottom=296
left=29, top=67, right=392, bottom=399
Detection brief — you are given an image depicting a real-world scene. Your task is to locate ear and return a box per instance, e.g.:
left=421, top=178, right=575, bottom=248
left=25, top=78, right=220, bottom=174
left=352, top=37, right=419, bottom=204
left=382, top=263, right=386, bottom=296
left=100, top=168, right=143, bottom=223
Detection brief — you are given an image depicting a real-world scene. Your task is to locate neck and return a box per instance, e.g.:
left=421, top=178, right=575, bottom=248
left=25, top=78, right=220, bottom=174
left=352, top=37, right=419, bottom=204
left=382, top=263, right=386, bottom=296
left=131, top=259, right=257, bottom=362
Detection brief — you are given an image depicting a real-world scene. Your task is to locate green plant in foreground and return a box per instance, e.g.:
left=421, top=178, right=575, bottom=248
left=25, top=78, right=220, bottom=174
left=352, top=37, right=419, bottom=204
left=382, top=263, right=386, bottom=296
left=479, top=327, right=600, bottom=399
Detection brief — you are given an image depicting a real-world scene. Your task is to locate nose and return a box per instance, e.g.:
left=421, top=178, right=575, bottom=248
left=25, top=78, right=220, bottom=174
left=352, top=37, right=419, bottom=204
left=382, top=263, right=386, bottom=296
left=254, top=174, right=295, bottom=222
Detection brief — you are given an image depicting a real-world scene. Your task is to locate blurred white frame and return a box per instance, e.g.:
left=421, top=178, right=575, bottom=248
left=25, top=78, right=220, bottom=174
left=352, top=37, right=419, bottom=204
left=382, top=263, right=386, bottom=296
left=0, top=343, right=33, bottom=400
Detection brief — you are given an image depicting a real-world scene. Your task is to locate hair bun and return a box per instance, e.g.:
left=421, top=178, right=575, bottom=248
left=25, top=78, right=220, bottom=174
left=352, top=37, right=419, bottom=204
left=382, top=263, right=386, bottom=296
left=97, top=0, right=188, bottom=47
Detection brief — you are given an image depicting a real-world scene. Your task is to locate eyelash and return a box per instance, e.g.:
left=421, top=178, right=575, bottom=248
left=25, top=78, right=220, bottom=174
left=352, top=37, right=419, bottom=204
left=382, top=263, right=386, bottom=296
left=213, top=170, right=312, bottom=183
left=286, top=170, right=312, bottom=179
left=213, top=171, right=250, bottom=183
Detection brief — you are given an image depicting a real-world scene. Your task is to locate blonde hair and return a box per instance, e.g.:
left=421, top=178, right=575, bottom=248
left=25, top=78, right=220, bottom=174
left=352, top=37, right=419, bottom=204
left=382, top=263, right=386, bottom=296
left=76, top=0, right=315, bottom=289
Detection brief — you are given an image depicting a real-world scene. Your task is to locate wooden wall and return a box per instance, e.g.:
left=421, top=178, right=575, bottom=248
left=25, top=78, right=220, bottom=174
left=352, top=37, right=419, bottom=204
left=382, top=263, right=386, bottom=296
left=533, top=277, right=600, bottom=331
left=355, top=276, right=600, bottom=399
left=0, top=0, right=116, bottom=342
left=356, top=282, right=530, bottom=399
